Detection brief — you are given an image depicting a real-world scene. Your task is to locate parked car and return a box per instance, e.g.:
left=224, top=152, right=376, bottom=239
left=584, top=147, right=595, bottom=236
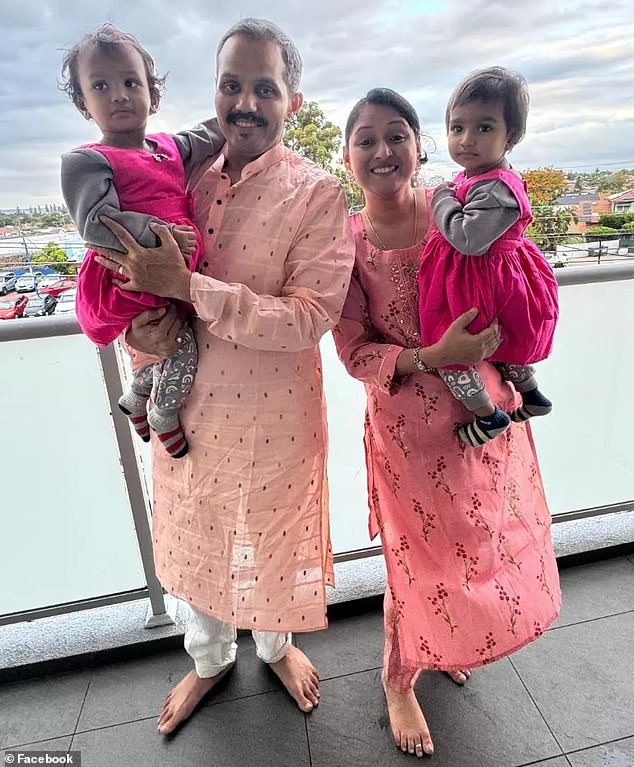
left=37, top=274, right=62, bottom=289
left=0, top=271, right=17, bottom=295
left=23, top=294, right=58, bottom=317
left=15, top=271, right=43, bottom=292
left=545, top=252, right=568, bottom=268
left=40, top=276, right=77, bottom=297
left=0, top=295, right=29, bottom=320
left=55, top=288, right=77, bottom=315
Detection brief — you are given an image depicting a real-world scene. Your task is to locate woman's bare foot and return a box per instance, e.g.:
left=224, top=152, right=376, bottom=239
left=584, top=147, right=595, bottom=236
left=157, top=664, right=234, bottom=735
left=382, top=675, right=434, bottom=758
left=269, top=644, right=320, bottom=712
left=445, top=669, right=472, bottom=685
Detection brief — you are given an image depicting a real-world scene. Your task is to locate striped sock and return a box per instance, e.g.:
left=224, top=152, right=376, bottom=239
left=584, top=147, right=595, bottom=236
left=118, top=390, right=150, bottom=443
left=458, top=408, right=511, bottom=448
left=148, top=408, right=189, bottom=459
left=511, top=388, right=553, bottom=423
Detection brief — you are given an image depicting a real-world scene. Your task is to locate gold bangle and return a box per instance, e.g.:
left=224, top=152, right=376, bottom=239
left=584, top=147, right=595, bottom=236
left=413, top=347, right=431, bottom=372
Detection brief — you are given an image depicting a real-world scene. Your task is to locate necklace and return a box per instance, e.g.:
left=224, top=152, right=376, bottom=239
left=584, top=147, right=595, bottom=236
left=363, top=191, right=418, bottom=251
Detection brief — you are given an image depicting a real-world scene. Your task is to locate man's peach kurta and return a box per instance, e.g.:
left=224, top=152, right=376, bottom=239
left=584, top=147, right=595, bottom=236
left=150, top=144, right=354, bottom=632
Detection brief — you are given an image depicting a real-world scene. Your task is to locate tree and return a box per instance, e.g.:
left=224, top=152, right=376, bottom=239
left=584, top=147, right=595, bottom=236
left=283, top=101, right=363, bottom=209
left=522, top=167, right=567, bottom=205
left=585, top=226, right=620, bottom=242
left=526, top=204, right=573, bottom=253
left=623, top=221, right=634, bottom=233
left=283, top=101, right=342, bottom=171
left=32, top=242, right=76, bottom=275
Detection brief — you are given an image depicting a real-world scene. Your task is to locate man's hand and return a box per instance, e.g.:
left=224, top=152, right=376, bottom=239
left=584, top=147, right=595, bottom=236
left=173, top=225, right=197, bottom=260
left=94, top=217, right=192, bottom=302
left=125, top=306, right=187, bottom=358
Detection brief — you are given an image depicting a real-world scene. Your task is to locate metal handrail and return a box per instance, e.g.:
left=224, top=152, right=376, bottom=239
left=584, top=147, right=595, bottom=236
left=1, top=259, right=633, bottom=623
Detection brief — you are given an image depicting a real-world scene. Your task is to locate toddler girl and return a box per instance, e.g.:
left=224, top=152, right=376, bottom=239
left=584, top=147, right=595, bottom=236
left=60, top=24, right=222, bottom=458
left=418, top=67, right=559, bottom=447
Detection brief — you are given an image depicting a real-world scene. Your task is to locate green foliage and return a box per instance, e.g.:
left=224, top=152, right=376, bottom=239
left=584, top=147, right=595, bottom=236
left=333, top=168, right=364, bottom=211
left=283, top=102, right=342, bottom=172
left=599, top=212, right=634, bottom=229
left=585, top=226, right=621, bottom=242
left=0, top=207, right=72, bottom=230
left=623, top=221, right=634, bottom=232
left=526, top=204, right=574, bottom=252
left=566, top=168, right=634, bottom=194
left=283, top=101, right=364, bottom=210
left=32, top=242, right=76, bottom=275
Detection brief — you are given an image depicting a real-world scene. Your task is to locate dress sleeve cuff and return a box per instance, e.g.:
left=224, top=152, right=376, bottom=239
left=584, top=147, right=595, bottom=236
left=377, top=344, right=404, bottom=395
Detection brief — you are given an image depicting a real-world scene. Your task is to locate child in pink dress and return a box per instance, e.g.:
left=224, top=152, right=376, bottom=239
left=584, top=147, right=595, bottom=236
left=60, top=24, right=222, bottom=458
left=418, top=67, right=559, bottom=447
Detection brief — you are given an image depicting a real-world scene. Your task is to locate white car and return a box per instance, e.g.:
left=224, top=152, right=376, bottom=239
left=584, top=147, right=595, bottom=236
left=38, top=274, right=61, bottom=289
left=544, top=252, right=568, bottom=268
left=15, top=274, right=37, bottom=292
left=55, top=288, right=77, bottom=315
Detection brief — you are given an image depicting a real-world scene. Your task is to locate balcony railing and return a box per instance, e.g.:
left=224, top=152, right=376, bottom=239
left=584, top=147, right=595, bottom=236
left=1, top=261, right=633, bottom=627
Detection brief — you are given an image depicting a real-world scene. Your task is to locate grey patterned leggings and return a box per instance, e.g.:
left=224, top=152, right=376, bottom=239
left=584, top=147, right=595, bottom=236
left=439, top=363, right=537, bottom=412
left=128, top=324, right=198, bottom=417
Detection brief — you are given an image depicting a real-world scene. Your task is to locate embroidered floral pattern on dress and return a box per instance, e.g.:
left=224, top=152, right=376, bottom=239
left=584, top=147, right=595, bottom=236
left=428, top=456, right=456, bottom=501
left=475, top=632, right=498, bottom=664
left=495, top=583, right=522, bottom=636
left=428, top=582, right=458, bottom=637
left=456, top=542, right=479, bottom=590
left=413, top=498, right=436, bottom=542
left=386, top=414, right=409, bottom=457
left=415, top=383, right=439, bottom=424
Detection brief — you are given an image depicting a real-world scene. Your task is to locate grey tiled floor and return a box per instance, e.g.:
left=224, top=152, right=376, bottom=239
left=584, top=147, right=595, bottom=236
left=2, top=556, right=634, bottom=767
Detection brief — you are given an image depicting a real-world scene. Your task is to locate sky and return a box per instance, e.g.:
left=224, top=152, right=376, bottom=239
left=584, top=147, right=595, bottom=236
left=1, top=0, right=633, bottom=208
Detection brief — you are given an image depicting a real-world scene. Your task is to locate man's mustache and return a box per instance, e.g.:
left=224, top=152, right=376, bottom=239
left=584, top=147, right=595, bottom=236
left=227, top=112, right=268, bottom=127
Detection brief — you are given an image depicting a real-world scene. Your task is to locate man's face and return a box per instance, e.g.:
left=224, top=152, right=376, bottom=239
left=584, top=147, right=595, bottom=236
left=215, top=34, right=302, bottom=163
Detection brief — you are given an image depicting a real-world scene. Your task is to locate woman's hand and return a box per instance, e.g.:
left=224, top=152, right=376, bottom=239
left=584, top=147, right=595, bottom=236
left=125, top=306, right=187, bottom=358
left=430, top=308, right=501, bottom=367
left=396, top=309, right=502, bottom=375
left=94, top=217, right=193, bottom=302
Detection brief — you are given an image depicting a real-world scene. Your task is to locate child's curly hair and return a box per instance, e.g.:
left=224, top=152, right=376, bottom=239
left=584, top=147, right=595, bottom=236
left=445, top=66, right=530, bottom=148
left=60, top=23, right=166, bottom=111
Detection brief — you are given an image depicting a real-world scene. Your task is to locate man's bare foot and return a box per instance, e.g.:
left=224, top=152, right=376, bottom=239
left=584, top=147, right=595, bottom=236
left=445, top=669, right=472, bottom=685
left=269, top=644, right=320, bottom=712
left=157, top=665, right=233, bottom=735
left=382, top=675, right=434, bottom=758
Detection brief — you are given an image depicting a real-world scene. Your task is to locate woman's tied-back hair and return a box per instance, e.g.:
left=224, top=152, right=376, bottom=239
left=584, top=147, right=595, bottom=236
left=445, top=67, right=530, bottom=148
left=60, top=23, right=166, bottom=112
left=345, top=88, right=427, bottom=164
left=217, top=18, right=303, bottom=95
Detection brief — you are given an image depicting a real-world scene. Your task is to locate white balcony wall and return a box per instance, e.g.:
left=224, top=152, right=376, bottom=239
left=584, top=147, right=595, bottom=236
left=0, top=334, right=144, bottom=615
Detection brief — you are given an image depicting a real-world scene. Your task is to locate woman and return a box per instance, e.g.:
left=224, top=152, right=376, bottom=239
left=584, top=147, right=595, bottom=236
left=333, top=89, right=561, bottom=758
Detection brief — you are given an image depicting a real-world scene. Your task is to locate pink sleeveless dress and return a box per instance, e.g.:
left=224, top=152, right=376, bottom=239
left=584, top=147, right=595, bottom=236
left=418, top=168, right=559, bottom=368
left=75, top=133, right=202, bottom=347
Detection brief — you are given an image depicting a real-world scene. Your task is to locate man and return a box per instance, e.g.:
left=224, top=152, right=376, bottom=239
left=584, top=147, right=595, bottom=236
left=96, top=18, right=354, bottom=735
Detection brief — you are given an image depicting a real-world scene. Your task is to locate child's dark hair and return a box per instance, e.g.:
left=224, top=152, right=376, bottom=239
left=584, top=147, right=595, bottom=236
left=345, top=87, right=428, bottom=164
left=60, top=23, right=166, bottom=112
left=445, top=67, right=529, bottom=148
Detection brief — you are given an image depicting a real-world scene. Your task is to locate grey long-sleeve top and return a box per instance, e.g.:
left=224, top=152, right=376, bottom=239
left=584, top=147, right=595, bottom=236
left=60, top=120, right=223, bottom=253
left=432, top=179, right=521, bottom=256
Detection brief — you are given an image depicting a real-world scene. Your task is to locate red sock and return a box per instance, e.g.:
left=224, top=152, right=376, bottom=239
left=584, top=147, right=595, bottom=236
left=156, top=424, right=189, bottom=459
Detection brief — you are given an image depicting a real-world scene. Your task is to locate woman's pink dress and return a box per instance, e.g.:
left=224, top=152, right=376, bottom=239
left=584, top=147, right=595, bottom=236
left=334, top=205, right=561, bottom=671
left=418, top=168, right=558, bottom=367
left=75, top=133, right=202, bottom=347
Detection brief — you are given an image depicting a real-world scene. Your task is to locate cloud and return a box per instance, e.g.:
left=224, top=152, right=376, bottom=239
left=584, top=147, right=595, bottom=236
left=0, top=0, right=633, bottom=206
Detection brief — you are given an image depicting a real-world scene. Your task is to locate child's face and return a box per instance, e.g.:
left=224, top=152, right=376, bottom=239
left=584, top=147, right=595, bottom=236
left=77, top=43, right=157, bottom=140
left=447, top=101, right=510, bottom=177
